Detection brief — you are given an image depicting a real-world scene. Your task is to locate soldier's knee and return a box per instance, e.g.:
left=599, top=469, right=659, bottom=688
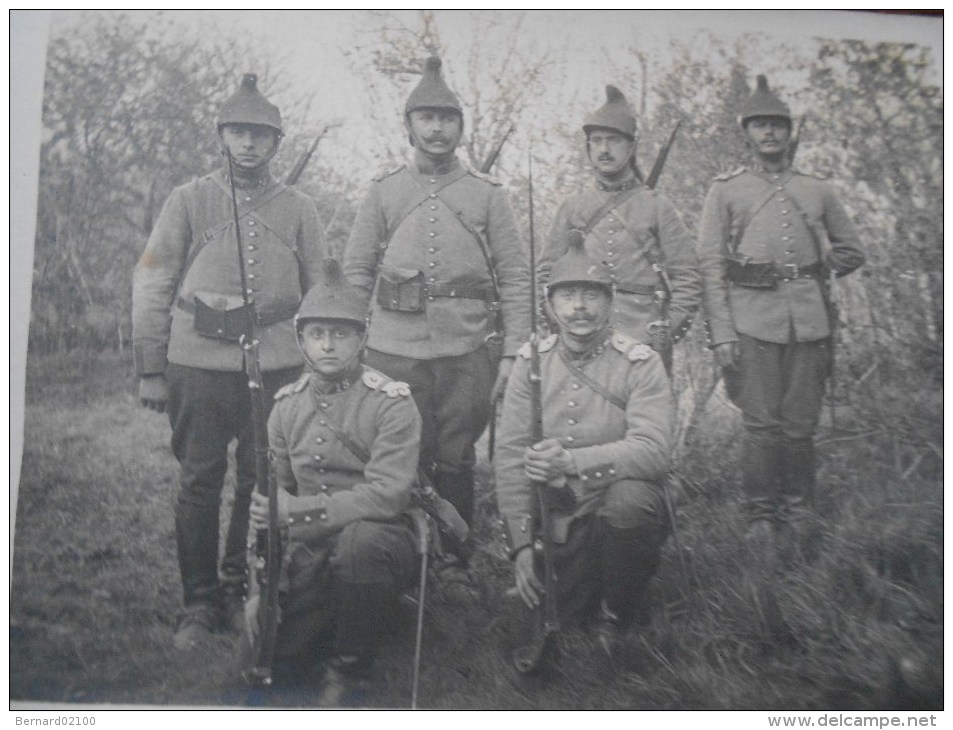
left=331, top=520, right=413, bottom=583
left=598, top=479, right=666, bottom=530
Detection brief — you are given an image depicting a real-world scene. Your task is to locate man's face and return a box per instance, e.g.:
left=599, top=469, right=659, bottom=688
left=549, top=284, right=611, bottom=338
left=299, top=320, right=363, bottom=377
left=744, top=117, right=791, bottom=158
left=587, top=129, right=636, bottom=176
left=220, top=123, right=280, bottom=170
left=407, top=108, right=463, bottom=156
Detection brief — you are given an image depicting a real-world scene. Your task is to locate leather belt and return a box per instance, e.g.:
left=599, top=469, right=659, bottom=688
left=425, top=284, right=495, bottom=302
left=615, top=283, right=657, bottom=296
left=726, top=260, right=823, bottom=287
left=176, top=295, right=297, bottom=327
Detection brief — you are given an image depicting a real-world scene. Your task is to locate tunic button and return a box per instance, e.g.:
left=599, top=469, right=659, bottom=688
left=428, top=247, right=436, bottom=253
left=313, top=455, right=322, bottom=462
left=248, top=232, right=257, bottom=238
left=247, top=245, right=256, bottom=251
left=782, top=222, right=790, bottom=228
left=319, top=513, right=328, bottom=521
left=778, top=197, right=786, bottom=202
left=428, top=296, right=434, bottom=302
left=608, top=468, right=616, bottom=475
left=568, top=401, right=577, bottom=407
left=248, top=274, right=256, bottom=280
left=607, top=239, right=614, bottom=245
left=776, top=186, right=784, bottom=191
left=321, top=484, right=328, bottom=491
left=595, top=471, right=602, bottom=478
left=428, top=277, right=436, bottom=283
left=304, top=515, right=312, bottom=523
left=287, top=517, right=294, bottom=524
left=248, top=220, right=256, bottom=226
left=429, top=178, right=436, bottom=184
left=572, top=383, right=581, bottom=390
left=319, top=402, right=329, bottom=409
left=581, top=475, right=589, bottom=482
left=318, top=468, right=326, bottom=474
left=428, top=232, right=436, bottom=238
left=244, top=196, right=252, bottom=202
left=429, top=217, right=436, bottom=223
left=319, top=420, right=326, bottom=426
left=428, top=262, right=436, bottom=268
left=608, top=262, right=615, bottom=268
left=430, top=205, right=437, bottom=211
left=566, top=436, right=575, bottom=443
left=781, top=210, right=789, bottom=215
left=429, top=193, right=437, bottom=199
left=607, top=229, right=614, bottom=235
left=782, top=236, right=790, bottom=242
left=607, top=251, right=614, bottom=257
left=247, top=259, right=256, bottom=265
left=568, top=419, right=577, bottom=425
left=315, top=437, right=324, bottom=444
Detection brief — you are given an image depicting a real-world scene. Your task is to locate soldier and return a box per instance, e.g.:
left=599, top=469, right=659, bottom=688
left=343, top=56, right=530, bottom=543
left=244, top=260, right=420, bottom=706
left=697, top=75, right=864, bottom=533
left=132, top=73, right=326, bottom=650
left=494, top=232, right=673, bottom=639
left=540, top=85, right=701, bottom=373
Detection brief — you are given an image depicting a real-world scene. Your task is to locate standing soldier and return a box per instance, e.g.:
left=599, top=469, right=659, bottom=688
left=245, top=260, right=420, bottom=706
left=132, top=73, right=326, bottom=650
left=495, top=233, right=673, bottom=640
left=540, top=85, right=701, bottom=373
left=697, top=75, right=864, bottom=534
left=343, top=56, right=530, bottom=543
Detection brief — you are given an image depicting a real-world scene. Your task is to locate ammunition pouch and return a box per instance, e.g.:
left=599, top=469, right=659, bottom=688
left=191, top=292, right=250, bottom=341
left=725, top=259, right=823, bottom=290
left=180, top=292, right=297, bottom=341
left=377, top=267, right=425, bottom=313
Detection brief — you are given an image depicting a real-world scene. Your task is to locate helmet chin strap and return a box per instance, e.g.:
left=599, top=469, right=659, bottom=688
left=295, top=326, right=368, bottom=379
left=218, top=134, right=279, bottom=178
left=545, top=293, right=612, bottom=345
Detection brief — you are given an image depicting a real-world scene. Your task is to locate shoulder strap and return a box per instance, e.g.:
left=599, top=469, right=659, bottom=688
left=321, top=409, right=372, bottom=464
left=732, top=176, right=783, bottom=254
left=578, top=186, right=643, bottom=236
left=556, top=347, right=626, bottom=410
left=432, top=189, right=502, bottom=304
left=779, top=186, right=829, bottom=265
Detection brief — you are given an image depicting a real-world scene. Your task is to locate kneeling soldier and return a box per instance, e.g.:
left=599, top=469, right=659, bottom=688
left=494, top=232, right=673, bottom=640
left=245, top=260, right=420, bottom=705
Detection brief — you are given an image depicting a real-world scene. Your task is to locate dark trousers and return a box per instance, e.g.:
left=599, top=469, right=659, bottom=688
left=545, top=479, right=668, bottom=626
left=246, top=519, right=417, bottom=666
left=365, top=346, right=498, bottom=525
left=730, top=334, right=831, bottom=516
left=166, top=363, right=300, bottom=607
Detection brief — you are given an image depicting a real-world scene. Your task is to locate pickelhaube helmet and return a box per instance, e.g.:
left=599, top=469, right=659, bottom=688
left=583, top=85, right=637, bottom=140
left=546, top=229, right=614, bottom=296
left=217, top=73, right=282, bottom=134
left=738, top=75, right=791, bottom=127
left=405, top=56, right=463, bottom=115
left=295, top=259, right=368, bottom=330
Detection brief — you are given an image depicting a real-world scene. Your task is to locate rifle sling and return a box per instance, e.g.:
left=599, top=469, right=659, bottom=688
left=556, top=347, right=626, bottom=411
left=576, top=186, right=642, bottom=236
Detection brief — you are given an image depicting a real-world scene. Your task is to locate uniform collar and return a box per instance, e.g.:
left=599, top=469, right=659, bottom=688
left=594, top=175, right=641, bottom=193
left=413, top=151, right=462, bottom=177
left=220, top=166, right=274, bottom=193
left=749, top=162, right=793, bottom=183
left=559, top=330, right=612, bottom=364
left=308, top=364, right=362, bottom=396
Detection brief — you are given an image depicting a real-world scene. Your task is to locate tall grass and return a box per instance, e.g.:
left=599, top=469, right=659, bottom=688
left=10, top=350, right=942, bottom=709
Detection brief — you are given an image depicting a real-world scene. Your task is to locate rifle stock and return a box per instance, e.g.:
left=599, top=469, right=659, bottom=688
left=512, top=153, right=560, bottom=675
left=224, top=155, right=282, bottom=688
left=284, top=126, right=330, bottom=186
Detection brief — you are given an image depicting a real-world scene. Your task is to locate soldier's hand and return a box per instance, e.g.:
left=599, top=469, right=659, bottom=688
left=524, top=438, right=574, bottom=484
left=491, top=357, right=514, bottom=403
left=249, top=490, right=291, bottom=531
left=513, top=546, right=543, bottom=609
left=138, top=374, right=169, bottom=413
left=713, top=342, right=740, bottom=369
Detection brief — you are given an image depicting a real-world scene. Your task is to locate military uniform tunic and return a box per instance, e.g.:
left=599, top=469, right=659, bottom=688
left=541, top=182, right=701, bottom=343
left=249, top=365, right=420, bottom=662
left=132, top=169, right=326, bottom=375
left=343, top=159, right=530, bottom=359
left=131, top=167, right=326, bottom=609
left=697, top=166, right=864, bottom=346
left=494, top=332, right=672, bottom=556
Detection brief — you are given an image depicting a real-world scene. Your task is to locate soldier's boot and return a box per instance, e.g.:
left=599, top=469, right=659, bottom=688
left=598, top=521, right=666, bottom=638
left=174, top=498, right=224, bottom=647
left=740, top=434, right=783, bottom=534
left=320, top=581, right=390, bottom=707
left=779, top=439, right=817, bottom=516
left=433, top=469, right=475, bottom=531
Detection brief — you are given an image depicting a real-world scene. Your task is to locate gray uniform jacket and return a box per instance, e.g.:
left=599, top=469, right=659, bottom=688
left=697, top=166, right=864, bottom=346
left=494, top=332, right=672, bottom=556
left=541, top=184, right=701, bottom=342
left=343, top=158, right=531, bottom=359
left=132, top=169, right=326, bottom=375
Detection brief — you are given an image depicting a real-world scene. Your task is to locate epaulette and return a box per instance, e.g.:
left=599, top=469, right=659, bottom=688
left=466, top=166, right=503, bottom=187
left=714, top=167, right=746, bottom=182
left=274, top=373, right=310, bottom=400
left=517, top=334, right=558, bottom=359
left=611, top=332, right=654, bottom=362
left=362, top=367, right=411, bottom=398
left=373, top=165, right=405, bottom=183
left=792, top=167, right=828, bottom=181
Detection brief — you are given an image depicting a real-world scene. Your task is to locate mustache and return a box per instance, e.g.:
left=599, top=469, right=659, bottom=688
left=424, top=135, right=451, bottom=144
left=598, top=153, right=615, bottom=162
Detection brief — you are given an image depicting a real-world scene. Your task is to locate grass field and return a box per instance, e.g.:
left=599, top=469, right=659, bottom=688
left=10, top=350, right=943, bottom=710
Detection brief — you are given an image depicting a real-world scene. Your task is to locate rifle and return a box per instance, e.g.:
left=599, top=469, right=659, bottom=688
left=512, top=153, right=560, bottom=676
left=644, top=121, right=682, bottom=373
left=284, top=126, right=331, bottom=186
left=787, top=115, right=806, bottom=168
left=223, top=154, right=282, bottom=688
left=480, top=126, right=514, bottom=463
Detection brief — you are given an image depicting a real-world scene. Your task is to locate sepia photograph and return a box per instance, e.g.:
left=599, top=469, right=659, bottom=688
left=9, top=9, right=943, bottom=716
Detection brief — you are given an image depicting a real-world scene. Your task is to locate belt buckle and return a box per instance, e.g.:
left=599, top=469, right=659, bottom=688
left=781, top=263, right=799, bottom=280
